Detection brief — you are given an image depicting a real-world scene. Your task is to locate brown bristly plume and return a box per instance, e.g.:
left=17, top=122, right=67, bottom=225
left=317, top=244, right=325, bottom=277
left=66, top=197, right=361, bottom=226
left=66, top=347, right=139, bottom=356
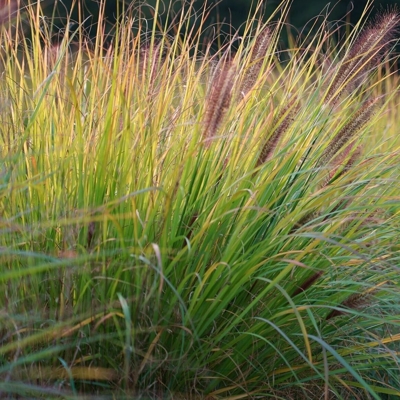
left=319, top=97, right=378, bottom=167
left=322, top=143, right=363, bottom=186
left=294, top=143, right=364, bottom=233
left=241, top=26, right=272, bottom=96
left=326, top=290, right=374, bottom=320
left=256, top=97, right=299, bottom=166
left=0, top=0, right=19, bottom=24
left=202, top=59, right=236, bottom=147
left=316, top=142, right=364, bottom=227
left=325, top=10, right=399, bottom=106
left=293, top=270, right=324, bottom=297
left=332, top=143, right=363, bottom=175
left=291, top=210, right=320, bottom=232
left=140, top=41, right=164, bottom=90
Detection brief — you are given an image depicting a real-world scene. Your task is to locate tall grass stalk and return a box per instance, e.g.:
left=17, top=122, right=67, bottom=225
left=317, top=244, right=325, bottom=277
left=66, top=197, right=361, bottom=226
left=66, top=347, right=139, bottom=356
left=0, top=0, right=400, bottom=398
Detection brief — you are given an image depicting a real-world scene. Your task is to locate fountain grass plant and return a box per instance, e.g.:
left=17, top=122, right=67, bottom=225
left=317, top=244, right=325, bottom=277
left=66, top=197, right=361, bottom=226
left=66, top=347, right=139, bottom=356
left=0, top=0, right=400, bottom=398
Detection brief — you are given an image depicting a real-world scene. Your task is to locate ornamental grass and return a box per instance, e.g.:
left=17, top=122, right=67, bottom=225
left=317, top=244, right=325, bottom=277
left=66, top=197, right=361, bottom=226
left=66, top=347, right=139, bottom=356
left=0, top=0, right=400, bottom=398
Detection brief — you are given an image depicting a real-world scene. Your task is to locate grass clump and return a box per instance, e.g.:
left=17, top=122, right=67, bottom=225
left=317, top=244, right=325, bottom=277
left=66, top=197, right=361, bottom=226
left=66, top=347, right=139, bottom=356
left=0, top=0, right=400, bottom=398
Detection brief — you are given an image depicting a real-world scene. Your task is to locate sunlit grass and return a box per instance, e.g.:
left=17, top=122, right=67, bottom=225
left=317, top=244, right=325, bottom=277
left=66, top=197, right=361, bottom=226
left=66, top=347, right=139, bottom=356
left=0, top=0, right=399, bottom=398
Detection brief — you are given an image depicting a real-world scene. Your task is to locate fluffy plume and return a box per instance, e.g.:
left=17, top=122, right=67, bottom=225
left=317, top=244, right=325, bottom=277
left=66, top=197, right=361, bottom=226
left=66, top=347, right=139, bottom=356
left=293, top=270, right=324, bottom=297
left=291, top=210, right=320, bottom=232
left=325, top=10, right=399, bottom=106
left=256, top=97, right=299, bottom=166
left=0, top=0, right=19, bottom=24
left=326, top=291, right=373, bottom=320
left=322, top=143, right=363, bottom=186
left=319, top=98, right=378, bottom=167
left=202, top=60, right=236, bottom=146
left=140, top=41, right=164, bottom=91
left=241, top=26, right=272, bottom=96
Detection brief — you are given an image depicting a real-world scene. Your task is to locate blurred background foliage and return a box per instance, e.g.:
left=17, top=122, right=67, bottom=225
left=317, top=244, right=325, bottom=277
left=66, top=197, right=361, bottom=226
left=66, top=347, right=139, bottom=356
left=40, top=0, right=400, bottom=36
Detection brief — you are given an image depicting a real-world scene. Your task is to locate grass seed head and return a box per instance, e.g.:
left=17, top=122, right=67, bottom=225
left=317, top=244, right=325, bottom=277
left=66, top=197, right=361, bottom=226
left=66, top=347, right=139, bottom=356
left=327, top=143, right=363, bottom=183
left=202, top=59, right=236, bottom=146
left=326, top=290, right=373, bottom=320
left=325, top=10, right=399, bottom=106
left=293, top=270, right=324, bottom=297
left=241, top=25, right=272, bottom=96
left=0, top=0, right=18, bottom=24
left=257, top=96, right=299, bottom=166
left=320, top=97, right=378, bottom=167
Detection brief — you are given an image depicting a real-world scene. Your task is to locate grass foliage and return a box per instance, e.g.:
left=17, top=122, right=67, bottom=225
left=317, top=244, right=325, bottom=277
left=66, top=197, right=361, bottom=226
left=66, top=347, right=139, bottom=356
left=1, top=0, right=400, bottom=398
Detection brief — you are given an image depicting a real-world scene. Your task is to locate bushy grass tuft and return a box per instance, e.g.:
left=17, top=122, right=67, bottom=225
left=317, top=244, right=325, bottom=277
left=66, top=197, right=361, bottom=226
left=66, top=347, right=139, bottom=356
left=0, top=0, right=399, bottom=398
